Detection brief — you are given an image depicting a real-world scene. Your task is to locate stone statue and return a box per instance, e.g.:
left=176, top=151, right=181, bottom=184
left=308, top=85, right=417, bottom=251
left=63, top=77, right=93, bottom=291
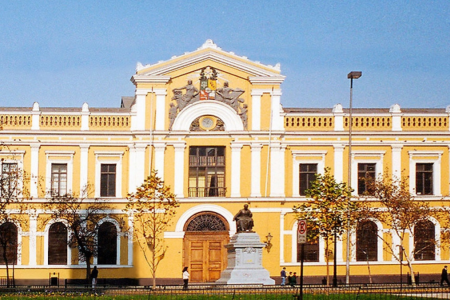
left=239, top=104, right=248, bottom=130
left=173, top=80, right=199, bottom=108
left=168, top=102, right=177, bottom=130
left=233, top=204, right=254, bottom=233
left=216, top=82, right=245, bottom=113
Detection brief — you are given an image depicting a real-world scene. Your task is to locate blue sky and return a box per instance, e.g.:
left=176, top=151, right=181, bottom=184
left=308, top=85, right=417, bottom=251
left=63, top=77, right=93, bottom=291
left=1, top=1, right=449, bottom=109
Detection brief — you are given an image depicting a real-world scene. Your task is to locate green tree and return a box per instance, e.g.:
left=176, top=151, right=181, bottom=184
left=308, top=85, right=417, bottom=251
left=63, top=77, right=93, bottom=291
left=43, top=186, right=113, bottom=281
left=125, top=171, right=178, bottom=288
left=293, top=167, right=360, bottom=286
left=363, top=173, right=450, bottom=285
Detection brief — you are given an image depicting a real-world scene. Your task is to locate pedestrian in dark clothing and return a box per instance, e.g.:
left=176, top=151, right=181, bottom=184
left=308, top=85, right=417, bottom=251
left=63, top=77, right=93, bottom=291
left=442, top=266, right=450, bottom=286
left=91, top=266, right=98, bottom=289
left=280, top=267, right=287, bottom=286
left=290, top=272, right=297, bottom=287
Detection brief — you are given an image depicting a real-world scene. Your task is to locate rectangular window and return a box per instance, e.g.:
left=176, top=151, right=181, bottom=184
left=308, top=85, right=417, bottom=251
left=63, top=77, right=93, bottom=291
left=100, top=164, right=116, bottom=197
left=358, top=163, right=376, bottom=195
left=189, top=147, right=225, bottom=197
left=2, top=163, right=18, bottom=196
left=416, top=163, right=433, bottom=195
left=51, top=164, right=67, bottom=196
left=299, top=164, right=317, bottom=196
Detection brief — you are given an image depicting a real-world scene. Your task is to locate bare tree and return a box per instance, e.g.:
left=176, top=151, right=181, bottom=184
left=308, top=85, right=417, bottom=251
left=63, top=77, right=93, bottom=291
left=125, top=171, right=178, bottom=288
left=363, top=173, right=450, bottom=285
left=43, top=187, right=113, bottom=281
left=0, top=159, right=30, bottom=287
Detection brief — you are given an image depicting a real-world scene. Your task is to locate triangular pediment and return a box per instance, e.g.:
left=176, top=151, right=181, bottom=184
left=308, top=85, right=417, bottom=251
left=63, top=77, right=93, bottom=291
left=134, top=40, right=285, bottom=80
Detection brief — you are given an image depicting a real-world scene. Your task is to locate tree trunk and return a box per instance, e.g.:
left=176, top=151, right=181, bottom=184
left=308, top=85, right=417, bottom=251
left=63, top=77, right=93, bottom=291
left=407, top=258, right=416, bottom=285
left=86, top=254, right=92, bottom=285
left=3, top=251, right=9, bottom=288
left=325, top=238, right=330, bottom=286
left=152, top=248, right=156, bottom=289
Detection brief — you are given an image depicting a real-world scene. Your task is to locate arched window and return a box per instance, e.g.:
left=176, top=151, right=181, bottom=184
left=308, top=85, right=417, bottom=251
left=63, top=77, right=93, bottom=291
left=98, top=222, right=117, bottom=265
left=356, top=220, right=378, bottom=261
left=414, top=220, right=435, bottom=260
left=0, top=222, right=18, bottom=265
left=48, top=222, right=67, bottom=265
left=297, top=225, right=319, bottom=262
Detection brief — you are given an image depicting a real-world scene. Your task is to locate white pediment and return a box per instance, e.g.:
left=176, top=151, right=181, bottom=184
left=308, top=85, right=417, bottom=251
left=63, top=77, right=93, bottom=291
left=134, top=40, right=285, bottom=80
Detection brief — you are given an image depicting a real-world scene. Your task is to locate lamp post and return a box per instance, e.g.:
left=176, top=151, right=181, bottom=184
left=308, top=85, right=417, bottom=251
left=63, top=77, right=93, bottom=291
left=345, top=71, right=362, bottom=285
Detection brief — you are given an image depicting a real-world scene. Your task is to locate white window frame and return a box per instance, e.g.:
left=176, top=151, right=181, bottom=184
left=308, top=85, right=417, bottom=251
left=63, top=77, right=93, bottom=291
left=291, top=150, right=326, bottom=198
left=351, top=218, right=384, bottom=262
left=409, top=217, right=440, bottom=261
left=351, top=151, right=385, bottom=196
left=291, top=220, right=325, bottom=263
left=95, top=152, right=123, bottom=198
left=0, top=151, right=25, bottom=197
left=45, top=151, right=74, bottom=197
left=408, top=151, right=442, bottom=196
left=0, top=220, right=23, bottom=265
left=43, top=219, right=71, bottom=266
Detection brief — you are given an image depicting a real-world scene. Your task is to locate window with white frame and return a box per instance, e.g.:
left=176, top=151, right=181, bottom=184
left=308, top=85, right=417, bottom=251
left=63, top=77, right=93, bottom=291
left=1, top=162, right=18, bottom=196
left=291, top=151, right=326, bottom=197
left=351, top=151, right=384, bottom=196
left=45, top=151, right=74, bottom=197
left=408, top=151, right=442, bottom=196
left=95, top=152, right=123, bottom=198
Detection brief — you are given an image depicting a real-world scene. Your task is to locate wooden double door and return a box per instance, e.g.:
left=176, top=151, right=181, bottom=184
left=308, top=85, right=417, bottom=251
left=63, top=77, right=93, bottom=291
left=184, top=232, right=229, bottom=283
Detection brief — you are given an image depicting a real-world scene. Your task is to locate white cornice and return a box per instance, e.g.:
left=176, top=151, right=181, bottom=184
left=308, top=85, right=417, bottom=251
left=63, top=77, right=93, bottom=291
left=248, top=76, right=285, bottom=85
left=136, top=45, right=282, bottom=78
left=130, top=75, right=171, bottom=85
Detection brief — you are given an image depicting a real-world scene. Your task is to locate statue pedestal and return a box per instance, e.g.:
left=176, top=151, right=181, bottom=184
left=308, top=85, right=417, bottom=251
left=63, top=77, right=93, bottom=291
left=216, top=232, right=275, bottom=285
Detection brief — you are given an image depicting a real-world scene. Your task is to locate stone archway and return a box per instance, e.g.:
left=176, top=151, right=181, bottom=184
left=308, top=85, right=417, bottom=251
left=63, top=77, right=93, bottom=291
left=183, top=212, right=230, bottom=283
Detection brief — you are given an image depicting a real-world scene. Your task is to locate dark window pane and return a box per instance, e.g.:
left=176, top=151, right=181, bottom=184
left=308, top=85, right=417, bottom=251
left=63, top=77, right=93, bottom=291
left=48, top=222, right=67, bottom=265
left=299, top=164, right=317, bottom=196
left=297, top=226, right=319, bottom=262
left=414, top=220, right=435, bottom=260
left=188, top=147, right=226, bottom=197
left=358, top=163, right=376, bottom=195
left=416, top=163, right=433, bottom=195
left=0, top=222, right=18, bottom=265
left=98, top=222, right=117, bottom=265
left=100, top=164, right=116, bottom=197
left=356, top=221, right=378, bottom=261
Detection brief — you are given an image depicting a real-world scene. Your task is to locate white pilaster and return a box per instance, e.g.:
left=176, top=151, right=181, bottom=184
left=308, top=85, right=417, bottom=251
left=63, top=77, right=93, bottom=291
left=129, top=144, right=146, bottom=191
left=270, top=90, right=283, bottom=130
left=154, top=143, right=166, bottom=179
left=154, top=89, right=167, bottom=131
left=31, top=102, right=40, bottom=130
left=81, top=103, right=90, bottom=131
left=280, top=212, right=286, bottom=263
left=173, top=143, right=186, bottom=198
left=250, top=144, right=262, bottom=197
left=79, top=145, right=89, bottom=192
left=251, top=90, right=263, bottom=131
left=270, top=142, right=286, bottom=197
left=391, top=144, right=403, bottom=179
left=128, top=212, right=134, bottom=266
left=390, top=104, right=402, bottom=131
left=230, top=143, right=243, bottom=197
left=29, top=213, right=37, bottom=266
left=30, top=144, right=40, bottom=198
left=333, top=145, right=345, bottom=182
left=332, top=104, right=344, bottom=131
left=134, top=89, right=151, bottom=131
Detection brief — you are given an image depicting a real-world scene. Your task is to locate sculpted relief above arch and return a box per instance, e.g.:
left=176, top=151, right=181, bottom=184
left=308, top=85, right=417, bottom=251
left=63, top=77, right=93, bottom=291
left=168, top=67, right=248, bottom=131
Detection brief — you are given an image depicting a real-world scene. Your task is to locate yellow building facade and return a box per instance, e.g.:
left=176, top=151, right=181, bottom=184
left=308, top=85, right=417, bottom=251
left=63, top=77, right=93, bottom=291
left=1, top=40, right=450, bottom=285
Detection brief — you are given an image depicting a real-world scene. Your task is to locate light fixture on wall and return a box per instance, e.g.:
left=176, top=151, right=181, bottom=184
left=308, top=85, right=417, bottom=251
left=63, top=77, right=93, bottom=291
left=264, top=232, right=273, bottom=252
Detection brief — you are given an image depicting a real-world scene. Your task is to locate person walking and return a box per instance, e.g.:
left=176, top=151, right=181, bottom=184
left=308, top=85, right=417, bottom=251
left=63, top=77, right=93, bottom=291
left=280, top=267, right=287, bottom=286
left=290, top=272, right=298, bottom=287
left=441, top=266, right=450, bottom=286
left=91, top=266, right=98, bottom=289
left=182, top=267, right=190, bottom=290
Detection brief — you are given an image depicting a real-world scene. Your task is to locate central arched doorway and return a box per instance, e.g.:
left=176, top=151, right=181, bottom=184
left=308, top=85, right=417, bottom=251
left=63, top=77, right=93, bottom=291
left=183, top=212, right=229, bottom=283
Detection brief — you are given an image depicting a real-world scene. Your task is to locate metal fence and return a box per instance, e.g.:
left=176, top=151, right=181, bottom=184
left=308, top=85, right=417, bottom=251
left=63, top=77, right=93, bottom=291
left=0, top=284, right=449, bottom=299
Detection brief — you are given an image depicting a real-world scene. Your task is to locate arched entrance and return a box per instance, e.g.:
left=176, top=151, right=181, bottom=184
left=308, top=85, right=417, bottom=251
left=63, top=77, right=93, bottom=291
left=183, top=212, right=229, bottom=283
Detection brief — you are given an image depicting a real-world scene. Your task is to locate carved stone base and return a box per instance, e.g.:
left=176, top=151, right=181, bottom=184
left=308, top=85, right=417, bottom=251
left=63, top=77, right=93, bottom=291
left=216, top=232, right=275, bottom=285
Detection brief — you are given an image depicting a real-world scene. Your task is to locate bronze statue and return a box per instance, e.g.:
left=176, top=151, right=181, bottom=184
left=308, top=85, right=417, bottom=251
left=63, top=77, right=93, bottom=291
left=233, top=204, right=254, bottom=233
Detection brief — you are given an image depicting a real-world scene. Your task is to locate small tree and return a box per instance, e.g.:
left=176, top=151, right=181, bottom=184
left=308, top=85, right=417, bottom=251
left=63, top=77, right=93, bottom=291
left=43, top=187, right=112, bottom=281
left=0, top=161, right=30, bottom=287
left=363, top=174, right=450, bottom=285
left=125, top=171, right=178, bottom=288
left=293, top=168, right=360, bottom=286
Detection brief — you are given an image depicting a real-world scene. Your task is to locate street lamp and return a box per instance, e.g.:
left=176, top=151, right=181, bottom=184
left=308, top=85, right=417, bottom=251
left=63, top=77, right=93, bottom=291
left=345, top=71, right=362, bottom=285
